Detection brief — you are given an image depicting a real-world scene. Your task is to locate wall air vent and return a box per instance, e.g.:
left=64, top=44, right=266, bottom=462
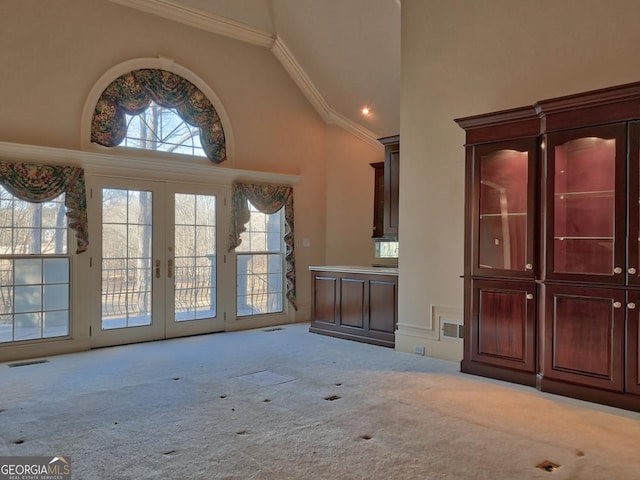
left=442, top=321, right=463, bottom=340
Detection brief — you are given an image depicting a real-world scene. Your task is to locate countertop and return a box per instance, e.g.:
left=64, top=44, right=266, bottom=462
left=308, top=265, right=398, bottom=276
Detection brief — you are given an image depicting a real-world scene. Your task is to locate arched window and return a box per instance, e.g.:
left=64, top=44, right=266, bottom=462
left=91, top=69, right=226, bottom=164
left=122, top=101, right=206, bottom=157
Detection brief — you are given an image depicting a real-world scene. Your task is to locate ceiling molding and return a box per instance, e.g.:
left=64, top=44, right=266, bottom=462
left=108, top=0, right=274, bottom=47
left=272, top=37, right=381, bottom=150
left=270, top=36, right=332, bottom=122
left=0, top=141, right=301, bottom=186
left=327, top=110, right=384, bottom=151
left=108, top=0, right=382, bottom=149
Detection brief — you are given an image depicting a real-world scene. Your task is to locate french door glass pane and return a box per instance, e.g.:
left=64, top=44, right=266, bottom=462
left=478, top=149, right=529, bottom=270
left=101, top=188, right=153, bottom=329
left=553, top=137, right=615, bottom=274
left=174, top=193, right=216, bottom=322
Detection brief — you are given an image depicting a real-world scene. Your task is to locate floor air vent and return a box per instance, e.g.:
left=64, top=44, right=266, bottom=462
left=536, top=461, right=560, bottom=472
left=442, top=321, right=463, bottom=340
left=263, top=327, right=283, bottom=332
left=8, top=359, right=49, bottom=368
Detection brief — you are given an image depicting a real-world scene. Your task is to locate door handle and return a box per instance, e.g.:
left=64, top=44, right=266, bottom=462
left=168, top=259, right=173, bottom=278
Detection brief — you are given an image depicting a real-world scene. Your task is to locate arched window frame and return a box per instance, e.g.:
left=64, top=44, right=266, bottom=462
left=81, top=58, right=234, bottom=165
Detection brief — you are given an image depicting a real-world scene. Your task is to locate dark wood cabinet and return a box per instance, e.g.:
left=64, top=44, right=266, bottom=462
left=309, top=267, right=398, bottom=348
left=456, top=82, right=640, bottom=412
left=626, top=288, right=640, bottom=395
left=372, top=135, right=399, bottom=239
left=458, top=107, right=539, bottom=387
left=463, top=278, right=537, bottom=385
left=540, top=284, right=625, bottom=392
left=544, top=123, right=627, bottom=284
left=471, top=137, right=537, bottom=280
left=371, top=162, right=385, bottom=238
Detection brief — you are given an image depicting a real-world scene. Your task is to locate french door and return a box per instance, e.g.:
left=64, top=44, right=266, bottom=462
left=90, top=177, right=226, bottom=347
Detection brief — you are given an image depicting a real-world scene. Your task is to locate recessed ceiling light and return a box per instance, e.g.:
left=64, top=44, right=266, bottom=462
left=361, top=107, right=370, bottom=115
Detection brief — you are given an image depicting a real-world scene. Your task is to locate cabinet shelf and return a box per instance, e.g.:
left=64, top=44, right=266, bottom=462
left=554, top=236, right=613, bottom=241
left=479, top=212, right=526, bottom=218
left=555, top=190, right=614, bottom=199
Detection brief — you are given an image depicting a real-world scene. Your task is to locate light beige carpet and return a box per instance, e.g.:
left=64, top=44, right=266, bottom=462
left=1, top=323, right=640, bottom=479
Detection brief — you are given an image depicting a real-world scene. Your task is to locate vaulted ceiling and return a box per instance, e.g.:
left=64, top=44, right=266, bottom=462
left=110, top=0, right=400, bottom=149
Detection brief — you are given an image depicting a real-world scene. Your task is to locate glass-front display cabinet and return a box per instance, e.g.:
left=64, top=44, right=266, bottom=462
left=544, top=123, right=626, bottom=284
left=458, top=81, right=640, bottom=412
left=472, top=138, right=537, bottom=279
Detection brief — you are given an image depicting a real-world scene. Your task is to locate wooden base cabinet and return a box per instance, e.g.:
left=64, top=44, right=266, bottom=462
left=456, top=81, right=640, bottom=412
left=626, top=294, right=640, bottom=396
left=540, top=284, right=625, bottom=393
left=462, top=279, right=537, bottom=386
left=309, top=267, right=398, bottom=348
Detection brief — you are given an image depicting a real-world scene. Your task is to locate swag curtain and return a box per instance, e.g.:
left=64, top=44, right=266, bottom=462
left=91, top=69, right=227, bottom=164
left=0, top=162, right=89, bottom=254
left=229, top=182, right=296, bottom=310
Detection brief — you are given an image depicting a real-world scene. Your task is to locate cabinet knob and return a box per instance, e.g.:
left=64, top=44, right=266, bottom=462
left=525, top=263, right=533, bottom=271
left=629, top=303, right=637, bottom=310
left=526, top=293, right=534, bottom=300
left=629, top=267, right=637, bottom=275
left=614, top=267, right=623, bottom=274
left=613, top=301, right=622, bottom=308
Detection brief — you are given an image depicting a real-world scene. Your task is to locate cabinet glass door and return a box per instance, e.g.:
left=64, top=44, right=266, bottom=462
left=473, top=139, right=536, bottom=278
left=627, top=122, right=640, bottom=286
left=546, top=124, right=626, bottom=283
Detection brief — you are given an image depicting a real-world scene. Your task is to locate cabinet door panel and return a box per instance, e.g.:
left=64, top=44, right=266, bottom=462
left=542, top=284, right=624, bottom=392
left=626, top=291, right=640, bottom=395
left=340, top=278, right=365, bottom=328
left=471, top=139, right=537, bottom=279
left=313, top=276, right=337, bottom=324
left=627, top=122, right=640, bottom=286
left=370, top=162, right=385, bottom=238
left=545, top=124, right=626, bottom=284
left=369, top=279, right=397, bottom=333
left=470, top=279, right=536, bottom=372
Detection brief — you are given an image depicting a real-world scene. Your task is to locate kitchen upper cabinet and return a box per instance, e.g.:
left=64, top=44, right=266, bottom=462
left=371, top=162, right=385, bottom=238
left=456, top=82, right=640, bottom=412
left=377, top=135, right=399, bottom=238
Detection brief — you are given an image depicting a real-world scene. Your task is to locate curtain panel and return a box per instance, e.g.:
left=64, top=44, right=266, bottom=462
left=229, top=182, right=296, bottom=310
left=91, top=69, right=227, bottom=164
left=0, top=162, right=89, bottom=254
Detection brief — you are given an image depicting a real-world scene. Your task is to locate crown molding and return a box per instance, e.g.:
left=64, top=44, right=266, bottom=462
left=272, top=37, right=382, bottom=150
left=270, top=36, right=332, bottom=122
left=327, top=109, right=384, bottom=151
left=108, top=0, right=274, bottom=47
left=108, top=0, right=382, bottom=149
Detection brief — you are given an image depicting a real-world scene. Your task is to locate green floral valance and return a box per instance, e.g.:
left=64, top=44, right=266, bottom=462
left=91, top=69, right=226, bottom=164
left=0, top=162, right=88, bottom=254
left=229, top=182, right=296, bottom=310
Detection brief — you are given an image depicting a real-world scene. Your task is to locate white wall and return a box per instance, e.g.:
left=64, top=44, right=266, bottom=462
left=398, top=0, right=640, bottom=360
left=325, top=125, right=384, bottom=266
